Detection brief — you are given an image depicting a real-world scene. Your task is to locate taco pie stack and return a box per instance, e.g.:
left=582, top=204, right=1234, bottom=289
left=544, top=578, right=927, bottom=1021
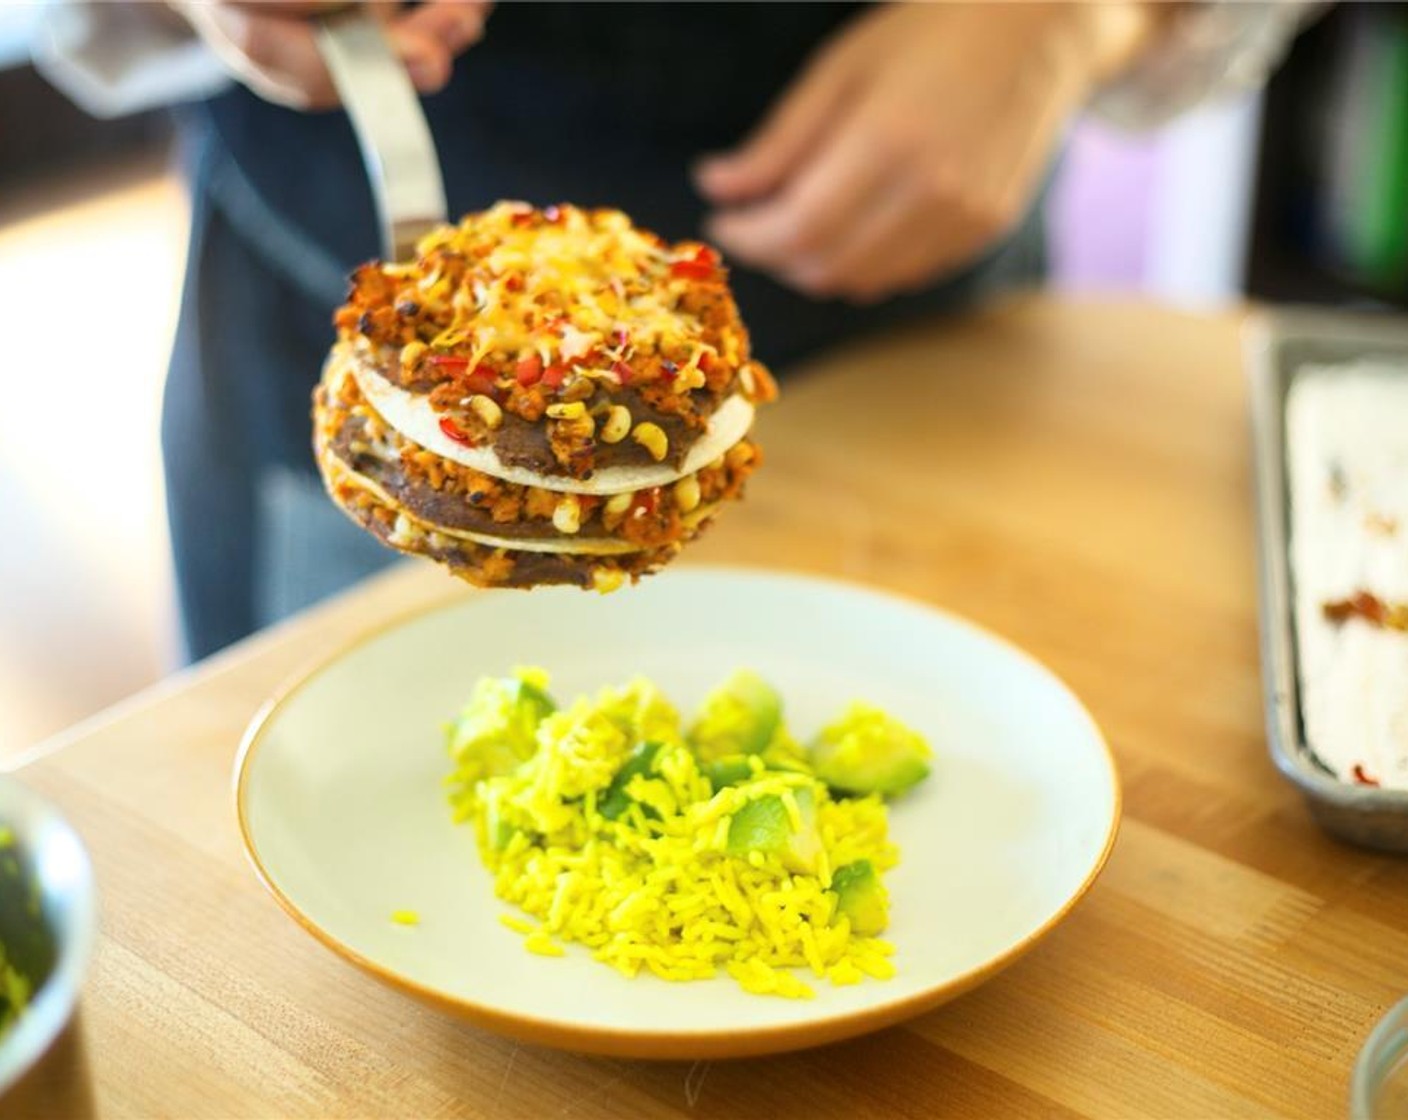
left=314, top=202, right=776, bottom=591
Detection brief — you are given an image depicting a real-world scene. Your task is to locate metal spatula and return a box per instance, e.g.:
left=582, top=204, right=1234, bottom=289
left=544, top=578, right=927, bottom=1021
left=316, top=8, right=448, bottom=262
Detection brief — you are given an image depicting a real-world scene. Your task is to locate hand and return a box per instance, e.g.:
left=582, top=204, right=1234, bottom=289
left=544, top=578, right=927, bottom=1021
left=695, top=2, right=1157, bottom=302
left=169, top=1, right=491, bottom=111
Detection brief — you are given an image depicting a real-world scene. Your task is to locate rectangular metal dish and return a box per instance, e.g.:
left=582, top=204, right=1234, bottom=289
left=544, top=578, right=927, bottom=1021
left=1246, top=307, right=1408, bottom=853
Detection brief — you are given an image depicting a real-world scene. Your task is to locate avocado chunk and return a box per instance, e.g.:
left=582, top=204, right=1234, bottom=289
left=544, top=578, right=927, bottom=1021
left=831, top=859, right=889, bottom=936
left=481, top=791, right=517, bottom=851
left=446, top=670, right=557, bottom=785
left=809, top=702, right=931, bottom=797
left=726, top=788, right=822, bottom=874
left=599, top=741, right=664, bottom=821
left=514, top=678, right=556, bottom=721
left=687, top=670, right=783, bottom=762
left=726, top=794, right=786, bottom=853
left=702, top=755, right=757, bottom=791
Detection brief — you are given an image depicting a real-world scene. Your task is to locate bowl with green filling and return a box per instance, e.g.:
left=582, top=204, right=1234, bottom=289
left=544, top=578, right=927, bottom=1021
left=0, top=779, right=96, bottom=1099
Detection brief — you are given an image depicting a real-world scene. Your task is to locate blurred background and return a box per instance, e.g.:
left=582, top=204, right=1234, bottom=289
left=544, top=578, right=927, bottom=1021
left=2, top=1, right=1407, bottom=760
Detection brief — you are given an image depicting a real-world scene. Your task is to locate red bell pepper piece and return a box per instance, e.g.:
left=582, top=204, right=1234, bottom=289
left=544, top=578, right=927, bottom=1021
left=1352, top=764, right=1380, bottom=786
left=516, top=354, right=543, bottom=386
left=439, top=417, right=475, bottom=446
left=670, top=246, right=720, bottom=280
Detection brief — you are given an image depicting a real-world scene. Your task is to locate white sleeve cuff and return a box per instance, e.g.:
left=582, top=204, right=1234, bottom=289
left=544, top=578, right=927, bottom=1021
left=31, top=0, right=232, bottom=119
left=1091, top=1, right=1320, bottom=131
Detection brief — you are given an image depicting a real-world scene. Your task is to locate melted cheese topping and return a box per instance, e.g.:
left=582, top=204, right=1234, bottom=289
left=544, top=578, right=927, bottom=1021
left=374, top=202, right=744, bottom=377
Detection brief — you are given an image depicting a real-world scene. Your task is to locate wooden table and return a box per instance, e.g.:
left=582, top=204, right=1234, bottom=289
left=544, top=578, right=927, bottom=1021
left=8, top=298, right=1406, bottom=1118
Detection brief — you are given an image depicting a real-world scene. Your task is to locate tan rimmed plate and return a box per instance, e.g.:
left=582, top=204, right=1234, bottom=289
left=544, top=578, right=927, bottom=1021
left=234, top=566, right=1119, bottom=1059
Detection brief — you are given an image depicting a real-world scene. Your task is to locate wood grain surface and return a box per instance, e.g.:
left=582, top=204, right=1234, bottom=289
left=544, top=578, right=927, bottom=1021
left=8, top=298, right=1406, bottom=1119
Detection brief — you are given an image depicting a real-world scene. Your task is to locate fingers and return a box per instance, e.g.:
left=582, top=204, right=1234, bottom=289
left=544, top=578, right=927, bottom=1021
left=389, top=1, right=489, bottom=89
left=222, top=2, right=348, bottom=16
left=712, top=139, right=1024, bottom=303
left=697, top=1, right=1081, bottom=302
left=783, top=180, right=920, bottom=302
left=705, top=100, right=889, bottom=294
left=845, top=202, right=989, bottom=301
left=173, top=1, right=487, bottom=111
left=385, top=23, right=455, bottom=94
left=394, top=0, right=491, bottom=55
left=179, top=3, right=338, bottom=109
left=845, top=167, right=1029, bottom=300
left=693, top=37, right=857, bottom=206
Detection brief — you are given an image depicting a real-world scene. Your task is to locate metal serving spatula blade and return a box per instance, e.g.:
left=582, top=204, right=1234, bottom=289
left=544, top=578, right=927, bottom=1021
left=316, top=8, right=448, bottom=262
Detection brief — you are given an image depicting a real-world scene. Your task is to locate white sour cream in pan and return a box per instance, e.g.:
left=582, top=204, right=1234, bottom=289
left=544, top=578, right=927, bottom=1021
left=1287, top=363, right=1408, bottom=790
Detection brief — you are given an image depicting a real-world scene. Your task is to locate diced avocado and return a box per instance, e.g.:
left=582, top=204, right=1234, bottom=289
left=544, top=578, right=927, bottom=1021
left=702, top=755, right=757, bottom=791
left=515, top=677, right=556, bottom=721
left=595, top=677, right=680, bottom=747
left=475, top=781, right=524, bottom=853
left=727, top=794, right=787, bottom=854
left=783, top=788, right=822, bottom=875
left=446, top=669, right=557, bottom=785
left=687, top=670, right=783, bottom=762
left=809, top=702, right=931, bottom=797
left=481, top=792, right=517, bottom=851
left=726, top=788, right=822, bottom=874
left=831, top=859, right=889, bottom=936
left=599, top=741, right=663, bottom=821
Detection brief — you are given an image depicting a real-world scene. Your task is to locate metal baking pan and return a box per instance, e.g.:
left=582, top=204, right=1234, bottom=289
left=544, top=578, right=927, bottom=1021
left=1246, top=307, right=1408, bottom=853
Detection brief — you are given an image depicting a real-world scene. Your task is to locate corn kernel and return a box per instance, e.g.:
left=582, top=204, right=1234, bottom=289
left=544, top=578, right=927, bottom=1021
left=468, top=394, right=503, bottom=429
left=592, top=568, right=626, bottom=593
left=726, top=442, right=755, bottom=469
left=600, top=405, right=632, bottom=444
left=674, top=474, right=701, bottom=513
left=552, top=495, right=582, bottom=534
left=633, top=422, right=668, bottom=462
left=560, top=375, right=595, bottom=403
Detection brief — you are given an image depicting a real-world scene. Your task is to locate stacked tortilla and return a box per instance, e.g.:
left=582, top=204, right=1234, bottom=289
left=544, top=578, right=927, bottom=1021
left=314, top=202, right=776, bottom=591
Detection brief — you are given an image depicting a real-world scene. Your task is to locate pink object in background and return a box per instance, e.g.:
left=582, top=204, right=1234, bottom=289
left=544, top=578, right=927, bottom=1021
left=1047, top=119, right=1162, bottom=292
left=1048, top=98, right=1261, bottom=305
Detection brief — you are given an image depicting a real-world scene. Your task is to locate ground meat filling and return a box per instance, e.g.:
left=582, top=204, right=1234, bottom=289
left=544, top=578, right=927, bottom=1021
left=314, top=377, right=760, bottom=553
left=330, top=413, right=605, bottom=543
left=327, top=472, right=683, bottom=591
left=362, top=353, right=703, bottom=477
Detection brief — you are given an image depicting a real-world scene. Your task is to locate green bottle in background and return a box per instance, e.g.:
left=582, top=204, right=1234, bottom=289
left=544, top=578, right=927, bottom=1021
left=1325, top=6, right=1408, bottom=297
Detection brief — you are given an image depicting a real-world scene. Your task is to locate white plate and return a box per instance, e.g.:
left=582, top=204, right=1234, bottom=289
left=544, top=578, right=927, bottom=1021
left=235, top=567, right=1119, bottom=1058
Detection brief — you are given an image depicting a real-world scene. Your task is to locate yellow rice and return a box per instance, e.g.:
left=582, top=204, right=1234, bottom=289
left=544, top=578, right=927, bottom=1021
left=446, top=674, right=902, bottom=998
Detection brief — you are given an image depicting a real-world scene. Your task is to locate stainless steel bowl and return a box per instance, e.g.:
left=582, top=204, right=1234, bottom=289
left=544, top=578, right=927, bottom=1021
left=0, top=777, right=96, bottom=1097
left=1354, top=996, right=1408, bottom=1120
